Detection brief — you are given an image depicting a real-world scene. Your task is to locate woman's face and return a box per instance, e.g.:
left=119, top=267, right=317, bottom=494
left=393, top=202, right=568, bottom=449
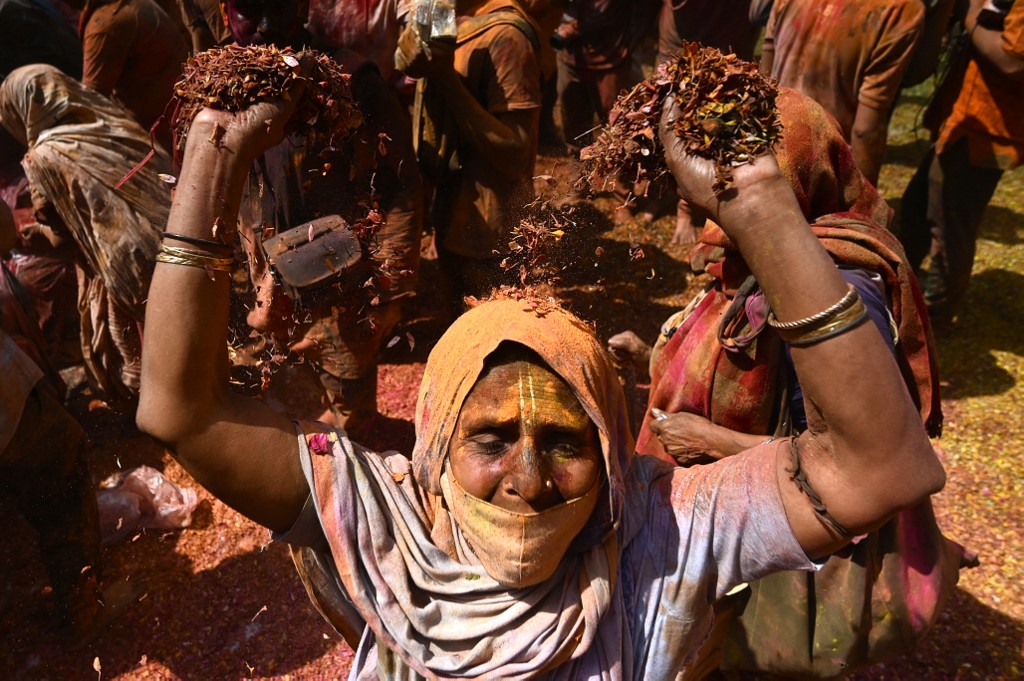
left=449, top=360, right=603, bottom=513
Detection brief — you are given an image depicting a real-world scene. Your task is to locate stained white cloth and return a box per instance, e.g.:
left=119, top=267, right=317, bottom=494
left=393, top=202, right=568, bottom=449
left=275, top=299, right=814, bottom=680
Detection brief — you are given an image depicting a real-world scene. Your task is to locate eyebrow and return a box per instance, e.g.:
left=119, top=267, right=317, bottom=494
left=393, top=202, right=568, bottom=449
left=458, top=412, right=521, bottom=432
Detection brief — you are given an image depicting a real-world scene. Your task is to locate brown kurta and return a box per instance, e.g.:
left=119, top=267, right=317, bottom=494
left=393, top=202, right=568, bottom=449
left=80, top=0, right=187, bottom=131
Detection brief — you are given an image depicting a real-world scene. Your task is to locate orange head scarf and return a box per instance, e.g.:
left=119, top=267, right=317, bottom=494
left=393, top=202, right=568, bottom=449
left=414, top=295, right=634, bottom=549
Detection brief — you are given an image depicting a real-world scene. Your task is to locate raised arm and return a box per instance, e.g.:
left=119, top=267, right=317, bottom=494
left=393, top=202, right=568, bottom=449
left=966, top=0, right=1024, bottom=80
left=659, top=106, right=945, bottom=559
left=136, top=98, right=309, bottom=532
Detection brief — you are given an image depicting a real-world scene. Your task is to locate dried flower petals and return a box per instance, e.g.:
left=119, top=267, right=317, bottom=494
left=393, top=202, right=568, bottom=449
left=169, top=45, right=363, bottom=165
left=579, top=42, right=782, bottom=194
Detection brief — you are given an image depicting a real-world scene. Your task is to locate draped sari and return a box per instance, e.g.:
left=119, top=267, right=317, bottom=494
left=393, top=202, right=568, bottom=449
left=0, top=64, right=170, bottom=399
left=279, top=296, right=813, bottom=679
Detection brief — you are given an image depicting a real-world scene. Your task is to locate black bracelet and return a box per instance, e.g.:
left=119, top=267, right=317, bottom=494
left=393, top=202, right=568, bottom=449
left=161, top=232, right=233, bottom=251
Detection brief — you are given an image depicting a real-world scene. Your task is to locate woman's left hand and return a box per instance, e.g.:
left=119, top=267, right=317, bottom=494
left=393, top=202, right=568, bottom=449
left=183, top=57, right=312, bottom=165
left=648, top=409, right=722, bottom=466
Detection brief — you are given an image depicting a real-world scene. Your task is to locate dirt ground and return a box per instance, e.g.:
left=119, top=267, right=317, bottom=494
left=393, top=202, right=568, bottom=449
left=1, top=87, right=1022, bottom=679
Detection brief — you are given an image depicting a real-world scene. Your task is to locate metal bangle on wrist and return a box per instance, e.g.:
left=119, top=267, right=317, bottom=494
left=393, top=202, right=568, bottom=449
left=156, top=244, right=233, bottom=272
left=767, top=284, right=869, bottom=346
left=161, top=231, right=234, bottom=253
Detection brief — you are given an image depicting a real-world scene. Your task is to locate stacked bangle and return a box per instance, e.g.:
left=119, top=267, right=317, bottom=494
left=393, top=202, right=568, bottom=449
left=156, top=244, right=234, bottom=272
left=767, top=284, right=868, bottom=346
left=161, top=231, right=233, bottom=253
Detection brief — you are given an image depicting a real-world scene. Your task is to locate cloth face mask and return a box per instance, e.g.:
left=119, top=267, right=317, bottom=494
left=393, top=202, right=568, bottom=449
left=441, top=467, right=600, bottom=588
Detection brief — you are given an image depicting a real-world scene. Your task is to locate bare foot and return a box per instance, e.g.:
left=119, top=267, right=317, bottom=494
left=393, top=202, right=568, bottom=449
left=670, top=198, right=704, bottom=246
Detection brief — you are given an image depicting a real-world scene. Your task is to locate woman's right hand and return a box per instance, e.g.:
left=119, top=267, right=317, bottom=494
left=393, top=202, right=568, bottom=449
left=649, top=409, right=724, bottom=466
left=648, top=409, right=768, bottom=466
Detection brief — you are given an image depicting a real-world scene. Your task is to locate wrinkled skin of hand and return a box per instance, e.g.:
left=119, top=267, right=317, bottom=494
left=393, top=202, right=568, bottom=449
left=648, top=410, right=723, bottom=466
left=658, top=98, right=784, bottom=231
left=607, top=330, right=652, bottom=373
left=189, top=92, right=302, bottom=168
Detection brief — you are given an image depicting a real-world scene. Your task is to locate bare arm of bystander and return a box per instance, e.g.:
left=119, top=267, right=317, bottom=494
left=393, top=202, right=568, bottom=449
left=966, top=0, right=1024, bottom=80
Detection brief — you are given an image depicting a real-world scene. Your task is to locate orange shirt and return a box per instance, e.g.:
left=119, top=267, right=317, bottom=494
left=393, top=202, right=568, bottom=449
left=936, top=3, right=1024, bottom=170
left=441, top=1, right=542, bottom=258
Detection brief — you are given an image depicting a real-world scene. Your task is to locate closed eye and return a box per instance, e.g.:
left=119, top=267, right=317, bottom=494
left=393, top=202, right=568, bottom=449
left=465, top=429, right=516, bottom=455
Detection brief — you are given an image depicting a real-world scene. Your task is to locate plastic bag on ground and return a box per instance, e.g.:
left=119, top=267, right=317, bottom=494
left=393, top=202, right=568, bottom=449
left=96, top=465, right=199, bottom=544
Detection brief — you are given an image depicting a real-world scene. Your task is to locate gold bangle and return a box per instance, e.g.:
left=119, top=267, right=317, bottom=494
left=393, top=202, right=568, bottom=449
left=156, top=244, right=234, bottom=272
left=775, top=295, right=868, bottom=346
left=767, top=284, right=858, bottom=331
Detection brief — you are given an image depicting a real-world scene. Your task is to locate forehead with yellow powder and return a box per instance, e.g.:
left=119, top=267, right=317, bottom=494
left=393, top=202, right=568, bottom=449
left=457, top=357, right=592, bottom=439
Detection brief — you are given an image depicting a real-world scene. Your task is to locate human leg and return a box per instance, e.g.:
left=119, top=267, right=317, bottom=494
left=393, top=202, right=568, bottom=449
left=897, top=146, right=936, bottom=272
left=556, top=55, right=600, bottom=151
left=922, top=139, right=1003, bottom=322
left=0, top=384, right=102, bottom=638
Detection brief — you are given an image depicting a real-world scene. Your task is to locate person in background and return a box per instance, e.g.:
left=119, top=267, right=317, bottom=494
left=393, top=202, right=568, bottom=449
left=762, top=0, right=925, bottom=185
left=174, top=0, right=233, bottom=52
left=0, top=0, right=83, bottom=80
left=395, top=0, right=542, bottom=302
left=0, top=0, right=83, bottom=367
left=0, top=201, right=126, bottom=648
left=73, top=0, right=188, bottom=146
left=898, top=0, right=1024, bottom=326
left=901, top=0, right=958, bottom=88
left=657, top=0, right=759, bottom=64
left=2, top=211, right=80, bottom=370
left=306, top=0, right=410, bottom=83
left=553, top=0, right=657, bottom=152
left=222, top=0, right=423, bottom=434
left=524, top=0, right=566, bottom=148
left=0, top=65, right=171, bottom=403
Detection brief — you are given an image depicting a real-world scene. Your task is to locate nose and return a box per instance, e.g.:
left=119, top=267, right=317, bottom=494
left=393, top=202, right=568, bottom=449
left=503, top=439, right=558, bottom=511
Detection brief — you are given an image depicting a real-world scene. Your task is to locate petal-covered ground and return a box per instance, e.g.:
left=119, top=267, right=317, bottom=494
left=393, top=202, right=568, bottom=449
left=2, top=87, right=1021, bottom=680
